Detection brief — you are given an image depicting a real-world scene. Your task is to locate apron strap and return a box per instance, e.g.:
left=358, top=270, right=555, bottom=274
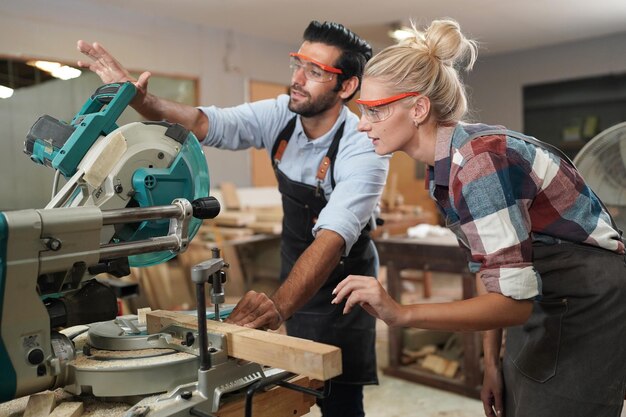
left=271, top=116, right=297, bottom=167
left=271, top=116, right=346, bottom=192
left=316, top=121, right=345, bottom=190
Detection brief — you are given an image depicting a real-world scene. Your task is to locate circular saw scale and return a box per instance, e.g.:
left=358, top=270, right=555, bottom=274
left=63, top=316, right=199, bottom=397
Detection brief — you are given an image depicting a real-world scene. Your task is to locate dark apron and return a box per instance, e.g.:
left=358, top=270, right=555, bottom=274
left=270, top=117, right=378, bottom=384
left=503, top=241, right=626, bottom=417
left=444, top=128, right=626, bottom=416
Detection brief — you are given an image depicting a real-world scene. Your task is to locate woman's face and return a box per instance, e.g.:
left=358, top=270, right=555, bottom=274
left=356, top=77, right=417, bottom=156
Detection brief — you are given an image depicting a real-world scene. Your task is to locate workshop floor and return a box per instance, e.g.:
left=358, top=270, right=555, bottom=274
left=303, top=373, right=484, bottom=417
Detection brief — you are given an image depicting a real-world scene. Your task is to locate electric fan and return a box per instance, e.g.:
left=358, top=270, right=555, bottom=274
left=573, top=121, right=626, bottom=232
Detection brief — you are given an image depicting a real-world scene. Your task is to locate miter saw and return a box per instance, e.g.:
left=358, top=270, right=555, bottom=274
left=0, top=83, right=313, bottom=416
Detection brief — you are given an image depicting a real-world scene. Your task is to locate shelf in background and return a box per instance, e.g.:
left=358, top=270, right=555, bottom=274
left=523, top=72, right=626, bottom=160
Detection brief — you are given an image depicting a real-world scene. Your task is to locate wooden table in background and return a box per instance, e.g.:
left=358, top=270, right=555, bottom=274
left=374, top=235, right=482, bottom=399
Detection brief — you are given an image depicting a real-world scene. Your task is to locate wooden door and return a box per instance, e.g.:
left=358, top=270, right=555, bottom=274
left=248, top=80, right=288, bottom=187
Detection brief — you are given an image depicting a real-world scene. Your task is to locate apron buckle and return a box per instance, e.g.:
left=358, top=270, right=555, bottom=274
left=315, top=180, right=322, bottom=198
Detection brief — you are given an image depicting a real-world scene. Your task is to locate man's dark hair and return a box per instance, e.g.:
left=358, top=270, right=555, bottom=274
left=303, top=21, right=372, bottom=101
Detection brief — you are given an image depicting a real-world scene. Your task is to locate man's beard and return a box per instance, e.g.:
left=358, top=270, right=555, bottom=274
left=288, top=85, right=338, bottom=118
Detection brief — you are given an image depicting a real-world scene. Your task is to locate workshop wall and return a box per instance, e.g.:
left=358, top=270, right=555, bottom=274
left=2, top=0, right=626, bottom=210
left=466, top=31, right=626, bottom=131
left=0, top=0, right=295, bottom=209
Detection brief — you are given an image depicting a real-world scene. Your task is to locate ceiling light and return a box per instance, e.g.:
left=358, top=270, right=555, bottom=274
left=26, top=60, right=81, bottom=80
left=27, top=60, right=62, bottom=72
left=388, top=26, right=414, bottom=41
left=0, top=85, right=14, bottom=99
left=51, top=66, right=82, bottom=80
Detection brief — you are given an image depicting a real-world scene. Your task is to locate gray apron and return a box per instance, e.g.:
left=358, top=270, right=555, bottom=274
left=270, top=117, right=378, bottom=384
left=503, top=241, right=626, bottom=416
left=443, top=128, right=626, bottom=416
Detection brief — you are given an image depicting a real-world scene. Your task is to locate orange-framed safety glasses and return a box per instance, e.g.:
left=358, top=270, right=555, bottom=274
left=355, top=92, right=420, bottom=122
left=289, top=52, right=342, bottom=83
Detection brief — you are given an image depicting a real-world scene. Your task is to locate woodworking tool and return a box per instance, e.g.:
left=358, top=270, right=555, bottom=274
left=0, top=82, right=326, bottom=417
left=0, top=82, right=223, bottom=403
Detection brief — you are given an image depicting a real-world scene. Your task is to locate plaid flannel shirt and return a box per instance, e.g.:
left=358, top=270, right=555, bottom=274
left=429, top=123, right=624, bottom=300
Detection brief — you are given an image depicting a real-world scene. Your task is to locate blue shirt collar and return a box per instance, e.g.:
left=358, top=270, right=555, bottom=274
left=294, top=106, right=348, bottom=147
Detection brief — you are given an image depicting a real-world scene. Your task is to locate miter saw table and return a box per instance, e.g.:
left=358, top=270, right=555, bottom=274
left=1, top=254, right=327, bottom=417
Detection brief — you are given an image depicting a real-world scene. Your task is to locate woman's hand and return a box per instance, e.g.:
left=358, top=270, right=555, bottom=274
left=480, top=362, right=504, bottom=417
left=332, top=275, right=404, bottom=326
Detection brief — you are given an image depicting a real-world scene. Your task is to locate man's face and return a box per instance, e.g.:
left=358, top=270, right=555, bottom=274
left=288, top=41, right=343, bottom=118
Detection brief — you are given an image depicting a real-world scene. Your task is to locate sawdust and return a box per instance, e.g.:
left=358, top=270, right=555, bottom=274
left=69, top=398, right=129, bottom=417
left=71, top=350, right=194, bottom=370
left=81, top=347, right=177, bottom=359
left=0, top=331, right=193, bottom=416
left=0, top=389, right=131, bottom=417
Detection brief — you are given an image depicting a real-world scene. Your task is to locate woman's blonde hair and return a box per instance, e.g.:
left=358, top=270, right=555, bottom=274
left=364, top=19, right=478, bottom=124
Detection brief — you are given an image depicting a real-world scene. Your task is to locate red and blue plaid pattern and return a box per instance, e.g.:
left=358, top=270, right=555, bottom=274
left=429, top=123, right=624, bottom=299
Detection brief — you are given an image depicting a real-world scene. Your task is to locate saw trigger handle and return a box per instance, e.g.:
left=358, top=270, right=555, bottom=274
left=91, top=82, right=129, bottom=104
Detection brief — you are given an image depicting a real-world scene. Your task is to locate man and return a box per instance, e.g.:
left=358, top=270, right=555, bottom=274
left=78, top=21, right=388, bottom=417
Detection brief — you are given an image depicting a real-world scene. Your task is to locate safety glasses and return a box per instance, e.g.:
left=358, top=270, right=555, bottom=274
left=289, top=52, right=342, bottom=83
left=355, top=92, right=420, bottom=123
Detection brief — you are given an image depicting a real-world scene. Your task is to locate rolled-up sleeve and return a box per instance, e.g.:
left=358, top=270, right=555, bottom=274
left=452, top=150, right=540, bottom=300
left=198, top=95, right=292, bottom=151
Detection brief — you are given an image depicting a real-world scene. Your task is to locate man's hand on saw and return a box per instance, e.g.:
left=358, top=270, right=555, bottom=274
left=225, top=290, right=283, bottom=330
left=76, top=40, right=150, bottom=106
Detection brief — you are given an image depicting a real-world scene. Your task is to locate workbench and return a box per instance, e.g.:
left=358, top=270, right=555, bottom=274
left=374, top=235, right=482, bottom=399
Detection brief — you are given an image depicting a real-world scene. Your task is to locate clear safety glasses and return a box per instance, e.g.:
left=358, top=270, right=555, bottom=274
left=355, top=92, right=421, bottom=123
left=289, top=52, right=342, bottom=83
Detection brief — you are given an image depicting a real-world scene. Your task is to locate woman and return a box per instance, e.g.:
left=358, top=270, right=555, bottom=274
left=332, top=18, right=626, bottom=417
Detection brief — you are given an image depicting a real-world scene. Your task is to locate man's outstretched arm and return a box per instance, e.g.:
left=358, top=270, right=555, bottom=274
left=77, top=40, right=208, bottom=140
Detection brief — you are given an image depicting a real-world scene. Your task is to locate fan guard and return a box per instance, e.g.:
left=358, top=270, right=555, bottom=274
left=573, top=121, right=626, bottom=232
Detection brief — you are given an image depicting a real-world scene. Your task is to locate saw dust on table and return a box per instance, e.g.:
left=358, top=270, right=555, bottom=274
left=0, top=389, right=131, bottom=417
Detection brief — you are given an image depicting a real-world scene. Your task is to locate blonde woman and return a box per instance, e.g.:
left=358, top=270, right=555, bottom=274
left=332, top=18, right=626, bottom=417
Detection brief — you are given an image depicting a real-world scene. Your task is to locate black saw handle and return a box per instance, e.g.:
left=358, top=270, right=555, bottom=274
left=191, top=197, right=221, bottom=219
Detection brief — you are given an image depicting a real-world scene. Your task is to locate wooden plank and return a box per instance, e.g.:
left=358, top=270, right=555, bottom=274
left=249, top=207, right=283, bottom=223
left=248, top=221, right=281, bottom=235
left=146, top=310, right=341, bottom=381
left=210, top=227, right=255, bottom=240
left=421, top=354, right=448, bottom=375
left=220, top=182, right=241, bottom=211
left=23, top=392, right=56, bottom=417
left=215, top=375, right=315, bottom=417
left=137, top=307, right=152, bottom=325
left=212, top=211, right=256, bottom=227
left=48, top=402, right=83, bottom=417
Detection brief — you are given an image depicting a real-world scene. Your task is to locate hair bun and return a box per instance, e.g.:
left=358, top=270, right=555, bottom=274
left=424, top=19, right=477, bottom=70
left=398, top=30, right=429, bottom=55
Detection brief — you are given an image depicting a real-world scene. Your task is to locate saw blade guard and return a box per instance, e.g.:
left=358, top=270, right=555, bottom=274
left=128, top=129, right=209, bottom=267
left=31, top=82, right=212, bottom=268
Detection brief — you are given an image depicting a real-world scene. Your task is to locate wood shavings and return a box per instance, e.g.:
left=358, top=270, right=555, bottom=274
left=71, top=350, right=194, bottom=370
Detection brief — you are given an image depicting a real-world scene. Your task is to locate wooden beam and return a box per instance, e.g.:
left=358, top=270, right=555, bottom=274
left=146, top=310, right=341, bottom=381
left=48, top=402, right=83, bottom=417
left=220, top=182, right=242, bottom=211
left=23, top=392, right=56, bottom=417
